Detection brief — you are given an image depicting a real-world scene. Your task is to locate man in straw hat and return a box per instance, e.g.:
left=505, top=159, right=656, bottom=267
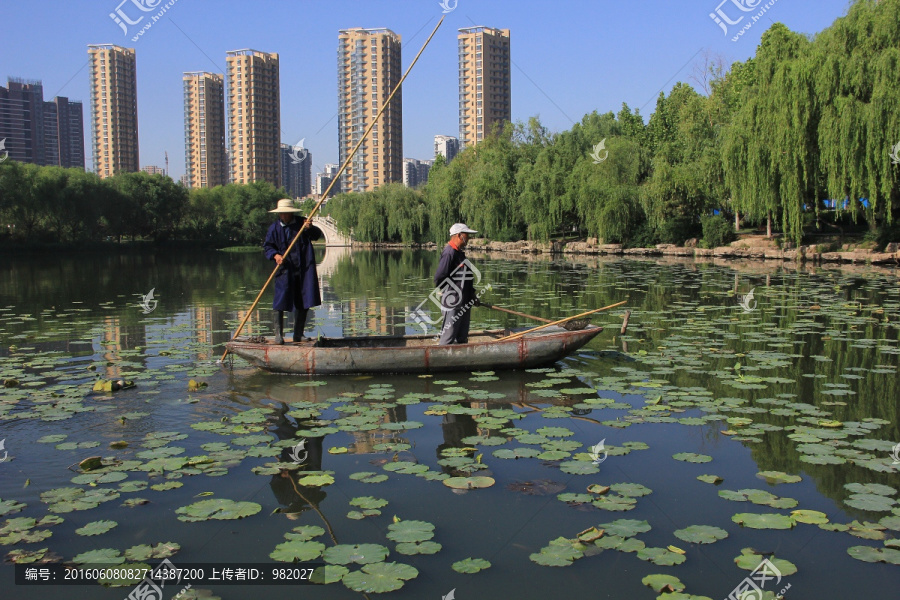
left=434, top=223, right=481, bottom=345
left=263, top=199, right=323, bottom=344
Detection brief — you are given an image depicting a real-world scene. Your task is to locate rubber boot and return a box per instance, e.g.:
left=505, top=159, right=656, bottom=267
left=273, top=311, right=284, bottom=345
left=293, top=308, right=309, bottom=342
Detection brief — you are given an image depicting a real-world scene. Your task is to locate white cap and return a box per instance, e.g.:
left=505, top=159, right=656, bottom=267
left=449, top=223, right=478, bottom=236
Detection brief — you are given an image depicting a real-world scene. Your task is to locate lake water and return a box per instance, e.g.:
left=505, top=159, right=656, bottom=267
left=0, top=247, right=898, bottom=599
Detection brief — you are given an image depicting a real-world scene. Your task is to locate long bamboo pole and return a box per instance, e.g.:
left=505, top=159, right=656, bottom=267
left=221, top=16, right=446, bottom=361
left=480, top=302, right=554, bottom=324
left=493, top=301, right=627, bottom=342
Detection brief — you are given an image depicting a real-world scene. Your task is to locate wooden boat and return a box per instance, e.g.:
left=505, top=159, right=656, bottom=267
left=225, top=325, right=604, bottom=375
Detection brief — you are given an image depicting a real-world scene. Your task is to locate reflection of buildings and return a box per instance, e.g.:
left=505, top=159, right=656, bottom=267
left=346, top=405, right=409, bottom=455
left=340, top=298, right=406, bottom=337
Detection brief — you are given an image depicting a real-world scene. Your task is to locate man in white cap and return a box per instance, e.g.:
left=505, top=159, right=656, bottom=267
left=434, top=223, right=480, bottom=345
left=263, top=199, right=323, bottom=344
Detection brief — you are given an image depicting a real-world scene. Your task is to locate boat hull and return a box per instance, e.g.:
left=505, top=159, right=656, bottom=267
left=225, top=326, right=604, bottom=375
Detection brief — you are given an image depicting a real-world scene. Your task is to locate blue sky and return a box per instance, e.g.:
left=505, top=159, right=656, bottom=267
left=1, top=0, right=854, bottom=180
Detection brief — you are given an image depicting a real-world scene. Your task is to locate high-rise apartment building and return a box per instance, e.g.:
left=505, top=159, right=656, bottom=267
left=226, top=49, right=280, bottom=186
left=315, top=163, right=340, bottom=198
left=44, top=97, right=85, bottom=169
left=88, top=44, right=139, bottom=177
left=337, top=28, right=402, bottom=193
left=141, top=165, right=165, bottom=175
left=280, top=143, right=312, bottom=198
left=457, top=27, right=511, bottom=148
left=0, top=78, right=84, bottom=168
left=0, top=78, right=44, bottom=164
left=434, top=134, right=459, bottom=163
left=402, top=158, right=432, bottom=188
left=183, top=71, right=226, bottom=189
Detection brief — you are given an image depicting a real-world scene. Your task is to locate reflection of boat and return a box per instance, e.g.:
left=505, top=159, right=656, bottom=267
left=226, top=325, right=604, bottom=375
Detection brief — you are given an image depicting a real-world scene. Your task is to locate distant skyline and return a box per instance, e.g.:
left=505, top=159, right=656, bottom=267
left=1, top=0, right=854, bottom=181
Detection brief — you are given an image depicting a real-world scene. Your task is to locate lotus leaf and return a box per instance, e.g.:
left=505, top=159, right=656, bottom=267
left=75, top=520, right=117, bottom=536
left=673, top=525, right=728, bottom=544
left=341, top=561, right=418, bottom=593
left=451, top=557, right=491, bottom=573
left=672, top=453, right=712, bottom=463
left=270, top=540, right=325, bottom=562
left=175, top=498, right=261, bottom=522
left=732, top=513, right=795, bottom=530
left=395, top=541, right=441, bottom=555
left=386, top=520, right=435, bottom=543
left=637, top=547, right=687, bottom=566
left=324, top=543, right=389, bottom=565
left=599, top=519, right=651, bottom=537
left=641, top=574, right=685, bottom=593
left=734, top=548, right=798, bottom=575
left=791, top=510, right=829, bottom=525
left=442, top=476, right=494, bottom=490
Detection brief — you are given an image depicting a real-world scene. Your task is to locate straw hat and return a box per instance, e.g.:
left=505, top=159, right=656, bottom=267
left=269, top=199, right=302, bottom=213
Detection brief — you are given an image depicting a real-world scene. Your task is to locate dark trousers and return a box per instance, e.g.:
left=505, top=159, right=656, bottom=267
left=438, top=304, right=472, bottom=345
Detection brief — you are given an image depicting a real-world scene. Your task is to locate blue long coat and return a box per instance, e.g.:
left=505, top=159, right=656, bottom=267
left=263, top=216, right=322, bottom=311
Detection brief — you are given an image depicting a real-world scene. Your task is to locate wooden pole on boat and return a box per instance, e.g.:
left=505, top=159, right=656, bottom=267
left=220, top=16, right=447, bottom=362
left=480, top=302, right=554, bottom=324
left=494, top=301, right=627, bottom=342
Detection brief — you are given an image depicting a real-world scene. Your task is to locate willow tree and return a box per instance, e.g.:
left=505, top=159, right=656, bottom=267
left=813, top=0, right=900, bottom=229
left=643, top=83, right=722, bottom=236
left=722, top=24, right=818, bottom=243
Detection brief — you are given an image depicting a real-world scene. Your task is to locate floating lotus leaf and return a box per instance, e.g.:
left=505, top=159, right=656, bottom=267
left=395, top=541, right=441, bottom=555
left=383, top=462, right=428, bottom=474
left=75, top=520, right=117, bottom=536
left=800, top=453, right=846, bottom=465
left=587, top=484, right=611, bottom=495
left=559, top=461, right=600, bottom=475
left=349, top=496, right=388, bottom=510
left=270, top=540, right=325, bottom=562
left=851, top=546, right=900, bottom=565
left=636, top=547, right=687, bottom=566
left=5, top=547, right=54, bottom=564
left=718, top=489, right=749, bottom=502
left=592, top=495, right=637, bottom=511
left=844, top=494, right=896, bottom=512
left=150, top=481, right=183, bottom=492
left=341, top=561, right=418, bottom=593
left=286, top=525, right=326, bottom=541
left=71, top=548, right=124, bottom=564
left=529, top=537, right=584, bottom=567
left=673, top=525, right=728, bottom=544
left=175, top=498, right=261, bottom=522
left=599, top=519, right=651, bottom=537
left=733, top=548, right=798, bottom=575
left=0, top=499, right=26, bottom=517
left=594, top=535, right=624, bottom=550
left=641, top=574, right=685, bottom=593
left=348, top=471, right=389, bottom=484
left=576, top=526, right=604, bottom=542
left=558, top=493, right=593, bottom=504
left=610, top=482, right=652, bottom=497
left=536, top=426, right=574, bottom=438
left=880, top=516, right=900, bottom=532
left=784, top=509, right=828, bottom=525
left=844, top=483, right=897, bottom=497
left=386, top=520, right=435, bottom=543
left=732, top=513, right=795, bottom=530
left=618, top=538, right=646, bottom=552
left=672, top=453, right=712, bottom=463
left=846, top=521, right=886, bottom=540
left=296, top=473, right=335, bottom=487
left=310, top=564, right=349, bottom=584
left=696, top=475, right=723, bottom=484
left=123, top=542, right=180, bottom=562
left=756, top=471, right=801, bottom=484
left=324, top=543, right=390, bottom=565
left=452, top=557, right=491, bottom=573
left=442, top=476, right=494, bottom=490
